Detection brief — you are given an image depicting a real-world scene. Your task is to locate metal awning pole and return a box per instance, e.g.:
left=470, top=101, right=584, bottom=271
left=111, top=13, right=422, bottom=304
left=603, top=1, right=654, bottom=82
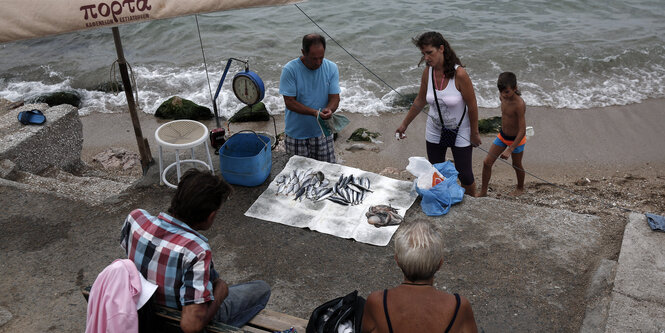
left=111, top=27, right=152, bottom=173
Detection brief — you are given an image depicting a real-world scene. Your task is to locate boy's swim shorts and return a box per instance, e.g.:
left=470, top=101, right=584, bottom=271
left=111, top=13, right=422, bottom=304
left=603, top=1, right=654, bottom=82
left=493, top=130, right=526, bottom=153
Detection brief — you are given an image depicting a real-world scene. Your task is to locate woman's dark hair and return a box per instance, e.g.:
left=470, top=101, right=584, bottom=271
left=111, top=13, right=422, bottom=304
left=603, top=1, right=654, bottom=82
left=168, top=169, right=232, bottom=226
left=413, top=31, right=462, bottom=78
left=498, top=72, right=521, bottom=95
left=302, top=33, right=326, bottom=54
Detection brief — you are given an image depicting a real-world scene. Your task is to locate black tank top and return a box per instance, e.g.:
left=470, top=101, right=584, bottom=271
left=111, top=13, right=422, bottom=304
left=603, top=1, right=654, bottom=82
left=382, top=289, right=461, bottom=333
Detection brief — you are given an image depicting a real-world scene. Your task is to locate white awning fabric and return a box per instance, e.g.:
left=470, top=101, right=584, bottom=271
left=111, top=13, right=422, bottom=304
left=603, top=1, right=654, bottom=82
left=0, top=0, right=302, bottom=43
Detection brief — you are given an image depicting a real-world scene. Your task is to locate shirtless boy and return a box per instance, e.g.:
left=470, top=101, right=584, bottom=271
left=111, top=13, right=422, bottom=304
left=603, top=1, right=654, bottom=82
left=478, top=72, right=527, bottom=197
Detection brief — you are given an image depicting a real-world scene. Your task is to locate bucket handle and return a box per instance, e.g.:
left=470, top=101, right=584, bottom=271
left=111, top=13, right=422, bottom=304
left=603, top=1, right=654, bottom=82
left=227, top=115, right=279, bottom=150
left=227, top=130, right=270, bottom=149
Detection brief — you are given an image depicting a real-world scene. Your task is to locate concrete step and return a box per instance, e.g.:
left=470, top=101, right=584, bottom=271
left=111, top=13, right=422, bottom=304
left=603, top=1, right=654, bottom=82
left=0, top=167, right=135, bottom=206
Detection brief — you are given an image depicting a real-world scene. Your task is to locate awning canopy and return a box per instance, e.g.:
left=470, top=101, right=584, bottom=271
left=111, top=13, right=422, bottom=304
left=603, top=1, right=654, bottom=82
left=0, top=0, right=301, bottom=43
left=0, top=0, right=303, bottom=173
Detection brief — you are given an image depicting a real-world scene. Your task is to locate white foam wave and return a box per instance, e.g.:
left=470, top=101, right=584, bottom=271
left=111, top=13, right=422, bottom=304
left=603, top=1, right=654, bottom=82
left=2, top=62, right=663, bottom=116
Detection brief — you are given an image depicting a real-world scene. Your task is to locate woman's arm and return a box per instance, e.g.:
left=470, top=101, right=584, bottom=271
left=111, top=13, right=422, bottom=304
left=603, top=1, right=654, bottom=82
left=396, top=67, right=429, bottom=137
left=361, top=291, right=382, bottom=333
left=455, top=67, right=481, bottom=147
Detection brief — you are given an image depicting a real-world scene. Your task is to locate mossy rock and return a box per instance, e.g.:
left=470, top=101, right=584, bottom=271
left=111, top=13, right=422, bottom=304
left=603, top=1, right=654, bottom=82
left=155, top=96, right=212, bottom=120
left=348, top=128, right=380, bottom=142
left=391, top=92, right=418, bottom=108
left=93, top=81, right=124, bottom=93
left=478, top=116, right=502, bottom=134
left=229, top=102, right=270, bottom=122
left=30, top=91, right=82, bottom=108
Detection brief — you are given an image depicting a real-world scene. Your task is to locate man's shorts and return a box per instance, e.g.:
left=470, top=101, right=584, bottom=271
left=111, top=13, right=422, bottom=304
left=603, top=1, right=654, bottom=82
left=493, top=131, right=526, bottom=154
left=285, top=134, right=336, bottom=163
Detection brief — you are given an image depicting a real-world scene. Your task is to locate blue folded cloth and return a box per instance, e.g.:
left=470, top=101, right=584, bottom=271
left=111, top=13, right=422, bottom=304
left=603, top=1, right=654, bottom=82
left=645, top=213, right=665, bottom=232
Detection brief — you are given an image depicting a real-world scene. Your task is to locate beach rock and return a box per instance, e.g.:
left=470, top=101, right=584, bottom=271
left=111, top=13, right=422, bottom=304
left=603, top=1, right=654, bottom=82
left=348, top=128, right=380, bottom=142
left=0, top=159, right=17, bottom=180
left=380, top=167, right=401, bottom=176
left=0, top=306, right=11, bottom=327
left=229, top=102, right=270, bottom=122
left=29, top=91, right=82, bottom=108
left=92, top=81, right=124, bottom=93
left=391, top=92, right=417, bottom=108
left=479, top=116, right=502, bottom=134
left=346, top=143, right=380, bottom=152
left=155, top=96, right=213, bottom=120
left=92, top=148, right=140, bottom=170
left=575, top=178, right=591, bottom=186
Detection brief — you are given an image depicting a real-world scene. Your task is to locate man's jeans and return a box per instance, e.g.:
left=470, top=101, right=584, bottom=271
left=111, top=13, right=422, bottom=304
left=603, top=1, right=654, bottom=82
left=214, top=280, right=271, bottom=328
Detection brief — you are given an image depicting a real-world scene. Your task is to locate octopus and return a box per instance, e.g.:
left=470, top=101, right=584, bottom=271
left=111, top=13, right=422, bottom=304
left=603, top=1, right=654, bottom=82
left=366, top=205, right=404, bottom=227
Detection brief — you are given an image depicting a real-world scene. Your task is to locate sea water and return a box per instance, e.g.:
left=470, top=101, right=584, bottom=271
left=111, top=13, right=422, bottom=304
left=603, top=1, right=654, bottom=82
left=0, top=0, right=663, bottom=118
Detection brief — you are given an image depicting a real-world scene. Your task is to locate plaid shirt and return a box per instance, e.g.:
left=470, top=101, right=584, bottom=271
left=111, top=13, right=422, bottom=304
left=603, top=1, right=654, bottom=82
left=121, top=209, right=219, bottom=309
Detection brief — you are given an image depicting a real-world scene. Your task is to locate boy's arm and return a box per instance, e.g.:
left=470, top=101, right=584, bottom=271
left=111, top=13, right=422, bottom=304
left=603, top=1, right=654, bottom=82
left=502, top=100, right=526, bottom=158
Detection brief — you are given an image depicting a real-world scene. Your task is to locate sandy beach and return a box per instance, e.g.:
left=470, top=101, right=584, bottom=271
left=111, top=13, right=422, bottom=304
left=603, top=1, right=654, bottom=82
left=1, top=98, right=664, bottom=332
left=80, top=98, right=665, bottom=215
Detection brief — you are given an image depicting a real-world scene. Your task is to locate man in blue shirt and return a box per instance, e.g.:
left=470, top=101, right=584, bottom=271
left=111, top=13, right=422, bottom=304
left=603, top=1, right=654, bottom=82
left=279, top=33, right=341, bottom=163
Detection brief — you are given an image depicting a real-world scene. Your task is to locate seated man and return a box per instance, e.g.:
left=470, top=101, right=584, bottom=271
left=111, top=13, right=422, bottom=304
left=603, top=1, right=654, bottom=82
left=121, top=169, right=270, bottom=332
left=362, top=220, right=477, bottom=333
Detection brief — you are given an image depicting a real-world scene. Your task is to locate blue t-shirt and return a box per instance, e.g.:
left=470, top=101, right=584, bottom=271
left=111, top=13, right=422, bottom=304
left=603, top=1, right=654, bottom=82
left=279, top=57, right=341, bottom=139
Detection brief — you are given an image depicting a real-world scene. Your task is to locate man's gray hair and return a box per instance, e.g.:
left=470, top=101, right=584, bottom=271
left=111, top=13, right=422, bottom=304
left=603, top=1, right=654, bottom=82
left=394, top=220, right=444, bottom=281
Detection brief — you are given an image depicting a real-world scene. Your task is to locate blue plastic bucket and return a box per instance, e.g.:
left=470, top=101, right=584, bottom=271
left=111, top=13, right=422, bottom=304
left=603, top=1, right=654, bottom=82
left=219, top=131, right=272, bottom=186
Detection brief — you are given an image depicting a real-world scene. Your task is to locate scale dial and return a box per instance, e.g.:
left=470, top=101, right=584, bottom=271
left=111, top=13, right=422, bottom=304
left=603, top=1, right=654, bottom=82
left=232, top=71, right=265, bottom=105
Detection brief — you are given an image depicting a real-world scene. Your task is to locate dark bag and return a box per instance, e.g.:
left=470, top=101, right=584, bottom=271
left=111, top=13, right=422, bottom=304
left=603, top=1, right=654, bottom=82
left=432, top=69, right=466, bottom=147
left=306, top=290, right=366, bottom=333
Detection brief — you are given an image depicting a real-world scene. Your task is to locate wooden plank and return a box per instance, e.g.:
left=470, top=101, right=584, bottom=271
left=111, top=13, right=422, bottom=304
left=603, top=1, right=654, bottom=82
left=244, top=309, right=307, bottom=332
left=81, top=287, right=243, bottom=333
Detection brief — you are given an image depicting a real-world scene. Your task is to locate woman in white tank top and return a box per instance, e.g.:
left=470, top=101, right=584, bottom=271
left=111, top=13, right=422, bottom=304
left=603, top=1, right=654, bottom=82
left=396, top=32, right=481, bottom=196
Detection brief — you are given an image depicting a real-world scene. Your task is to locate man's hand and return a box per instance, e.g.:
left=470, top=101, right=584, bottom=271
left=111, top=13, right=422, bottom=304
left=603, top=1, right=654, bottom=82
left=319, top=108, right=333, bottom=120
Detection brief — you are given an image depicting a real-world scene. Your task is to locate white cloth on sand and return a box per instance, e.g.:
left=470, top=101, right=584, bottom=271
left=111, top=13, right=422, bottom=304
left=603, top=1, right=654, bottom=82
left=244, top=155, right=418, bottom=246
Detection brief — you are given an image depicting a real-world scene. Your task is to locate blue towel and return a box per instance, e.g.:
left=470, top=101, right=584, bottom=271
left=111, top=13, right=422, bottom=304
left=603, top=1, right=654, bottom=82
left=645, top=213, right=665, bottom=232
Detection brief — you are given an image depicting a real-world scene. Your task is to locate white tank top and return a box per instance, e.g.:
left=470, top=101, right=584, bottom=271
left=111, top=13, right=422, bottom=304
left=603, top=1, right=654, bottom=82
left=425, top=65, right=470, bottom=147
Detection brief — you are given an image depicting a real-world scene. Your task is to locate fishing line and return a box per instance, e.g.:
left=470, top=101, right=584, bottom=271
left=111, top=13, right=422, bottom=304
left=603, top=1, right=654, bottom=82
left=294, top=4, right=640, bottom=215
left=195, top=14, right=215, bottom=109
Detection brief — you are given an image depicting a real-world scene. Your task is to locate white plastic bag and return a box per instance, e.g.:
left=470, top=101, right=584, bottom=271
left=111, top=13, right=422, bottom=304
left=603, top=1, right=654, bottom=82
left=406, top=157, right=445, bottom=190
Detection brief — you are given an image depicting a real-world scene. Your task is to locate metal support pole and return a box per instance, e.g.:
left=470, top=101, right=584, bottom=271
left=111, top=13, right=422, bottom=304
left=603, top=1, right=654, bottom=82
left=112, top=27, right=153, bottom=173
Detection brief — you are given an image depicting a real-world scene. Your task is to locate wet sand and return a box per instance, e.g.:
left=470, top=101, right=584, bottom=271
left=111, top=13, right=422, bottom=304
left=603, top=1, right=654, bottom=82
left=81, top=98, right=665, bottom=185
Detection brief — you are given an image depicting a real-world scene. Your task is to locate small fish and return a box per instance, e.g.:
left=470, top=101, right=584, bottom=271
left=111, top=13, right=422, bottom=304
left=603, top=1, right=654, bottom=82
left=275, top=175, right=287, bottom=185
left=346, top=183, right=364, bottom=194
left=320, top=179, right=330, bottom=188
left=328, top=196, right=350, bottom=206
left=276, top=183, right=286, bottom=195
left=316, top=190, right=334, bottom=202
left=348, top=182, right=373, bottom=193
left=294, top=185, right=308, bottom=201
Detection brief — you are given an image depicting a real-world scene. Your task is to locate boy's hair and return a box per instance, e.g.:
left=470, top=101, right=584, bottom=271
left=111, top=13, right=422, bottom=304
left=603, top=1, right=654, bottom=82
left=498, top=72, right=521, bottom=96
left=413, top=31, right=463, bottom=79
left=302, top=33, right=326, bottom=54
left=168, top=169, right=232, bottom=226
left=394, top=220, right=445, bottom=281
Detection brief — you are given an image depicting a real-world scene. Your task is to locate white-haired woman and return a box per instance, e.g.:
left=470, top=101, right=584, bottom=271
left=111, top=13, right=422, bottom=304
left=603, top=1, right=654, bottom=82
left=362, top=221, right=477, bottom=333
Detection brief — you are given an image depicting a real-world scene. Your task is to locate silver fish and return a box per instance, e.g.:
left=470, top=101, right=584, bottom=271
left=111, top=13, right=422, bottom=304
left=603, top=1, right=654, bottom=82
left=316, top=190, right=334, bottom=202
left=328, top=196, right=349, bottom=206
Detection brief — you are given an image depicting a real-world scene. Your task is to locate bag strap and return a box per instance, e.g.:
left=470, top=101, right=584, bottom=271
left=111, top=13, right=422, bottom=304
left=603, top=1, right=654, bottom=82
left=431, top=68, right=466, bottom=130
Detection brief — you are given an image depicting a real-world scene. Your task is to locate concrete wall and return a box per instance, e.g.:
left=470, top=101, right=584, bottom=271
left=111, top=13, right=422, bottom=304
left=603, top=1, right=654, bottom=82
left=0, top=104, right=83, bottom=173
